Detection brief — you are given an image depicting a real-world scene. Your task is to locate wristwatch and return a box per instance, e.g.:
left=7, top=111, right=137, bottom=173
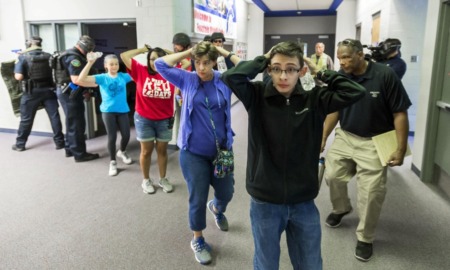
left=227, top=52, right=235, bottom=58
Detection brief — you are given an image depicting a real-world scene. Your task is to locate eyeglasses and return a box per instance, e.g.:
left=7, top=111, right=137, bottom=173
left=269, top=67, right=300, bottom=76
left=338, top=39, right=362, bottom=51
left=212, top=39, right=223, bottom=43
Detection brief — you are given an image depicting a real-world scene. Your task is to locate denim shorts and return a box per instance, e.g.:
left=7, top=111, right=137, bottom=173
left=134, top=112, right=173, bottom=142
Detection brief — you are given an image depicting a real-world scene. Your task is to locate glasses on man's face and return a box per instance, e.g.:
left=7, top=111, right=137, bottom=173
left=269, top=66, right=300, bottom=76
left=212, top=39, right=223, bottom=44
left=338, top=39, right=356, bottom=46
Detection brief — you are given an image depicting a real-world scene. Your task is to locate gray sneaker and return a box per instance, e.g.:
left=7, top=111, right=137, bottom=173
left=158, top=177, right=174, bottom=193
left=207, top=200, right=228, bottom=231
left=142, top=179, right=155, bottom=194
left=190, top=236, right=212, bottom=265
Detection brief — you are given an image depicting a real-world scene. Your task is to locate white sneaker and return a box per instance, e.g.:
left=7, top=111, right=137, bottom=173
left=109, top=160, right=118, bottom=176
left=158, top=177, right=174, bottom=193
left=117, top=150, right=132, bottom=165
left=142, top=179, right=155, bottom=194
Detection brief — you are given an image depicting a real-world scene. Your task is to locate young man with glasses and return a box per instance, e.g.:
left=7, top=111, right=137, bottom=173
left=321, top=39, right=411, bottom=262
left=222, top=41, right=366, bottom=270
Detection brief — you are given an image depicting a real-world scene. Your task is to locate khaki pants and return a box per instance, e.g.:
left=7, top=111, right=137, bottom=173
left=325, top=128, right=387, bottom=243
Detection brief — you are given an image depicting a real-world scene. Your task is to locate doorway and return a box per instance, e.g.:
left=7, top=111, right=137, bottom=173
left=264, top=34, right=336, bottom=61
left=85, top=22, right=138, bottom=137
left=422, top=1, right=450, bottom=198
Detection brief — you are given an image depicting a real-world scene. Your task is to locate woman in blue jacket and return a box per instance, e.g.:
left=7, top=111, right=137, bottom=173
left=155, top=41, right=240, bottom=265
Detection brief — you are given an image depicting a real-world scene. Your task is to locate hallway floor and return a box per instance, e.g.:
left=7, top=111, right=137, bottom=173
left=1, top=101, right=449, bottom=270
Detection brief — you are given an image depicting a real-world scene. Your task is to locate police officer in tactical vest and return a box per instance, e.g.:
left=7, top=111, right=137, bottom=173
left=12, top=36, right=65, bottom=152
left=56, top=35, right=99, bottom=162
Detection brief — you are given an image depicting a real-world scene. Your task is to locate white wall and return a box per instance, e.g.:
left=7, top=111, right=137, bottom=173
left=335, top=0, right=357, bottom=70
left=22, top=0, right=137, bottom=21
left=0, top=0, right=33, bottom=131
left=246, top=3, right=265, bottom=60
left=0, top=0, right=263, bottom=134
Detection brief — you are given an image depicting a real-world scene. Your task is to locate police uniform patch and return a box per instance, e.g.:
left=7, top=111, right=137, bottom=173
left=70, top=59, right=81, bottom=67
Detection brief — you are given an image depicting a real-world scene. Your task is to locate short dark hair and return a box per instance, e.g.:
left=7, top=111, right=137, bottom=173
left=77, top=35, right=95, bottom=53
left=269, top=41, right=304, bottom=68
left=337, top=39, right=363, bottom=53
left=26, top=36, right=42, bottom=48
left=172, top=33, right=191, bottom=48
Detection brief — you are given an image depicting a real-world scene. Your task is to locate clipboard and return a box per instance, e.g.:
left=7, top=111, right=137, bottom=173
left=372, top=130, right=411, bottom=166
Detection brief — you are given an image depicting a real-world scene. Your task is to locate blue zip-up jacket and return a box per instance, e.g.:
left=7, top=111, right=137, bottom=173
left=222, top=56, right=366, bottom=204
left=155, top=58, right=234, bottom=151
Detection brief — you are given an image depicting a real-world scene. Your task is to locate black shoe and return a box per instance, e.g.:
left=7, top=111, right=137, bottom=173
left=55, top=144, right=65, bottom=150
left=355, top=241, right=373, bottom=262
left=12, top=144, right=25, bottom=152
left=325, top=209, right=352, bottom=228
left=75, top=153, right=100, bottom=163
left=65, top=150, right=73, bottom=157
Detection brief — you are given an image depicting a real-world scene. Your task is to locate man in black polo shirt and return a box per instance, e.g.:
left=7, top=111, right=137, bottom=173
left=321, top=39, right=411, bottom=262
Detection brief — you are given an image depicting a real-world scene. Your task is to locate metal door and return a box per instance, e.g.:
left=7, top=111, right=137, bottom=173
left=423, top=0, right=450, bottom=196
left=434, top=23, right=450, bottom=189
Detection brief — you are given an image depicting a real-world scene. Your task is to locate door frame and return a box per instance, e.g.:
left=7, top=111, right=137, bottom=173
left=421, top=0, right=450, bottom=182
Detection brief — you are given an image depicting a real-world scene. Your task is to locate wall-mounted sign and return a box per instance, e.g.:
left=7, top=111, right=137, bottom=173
left=193, top=0, right=236, bottom=39
left=236, top=42, right=247, bottom=60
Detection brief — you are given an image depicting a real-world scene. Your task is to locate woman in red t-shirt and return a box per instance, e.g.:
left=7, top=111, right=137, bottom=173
left=121, top=46, right=189, bottom=194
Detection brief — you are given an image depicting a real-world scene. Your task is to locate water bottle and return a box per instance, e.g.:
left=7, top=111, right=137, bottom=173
left=216, top=56, right=227, bottom=73
left=300, top=72, right=315, bottom=91
left=87, top=51, right=103, bottom=61
left=318, top=157, right=325, bottom=188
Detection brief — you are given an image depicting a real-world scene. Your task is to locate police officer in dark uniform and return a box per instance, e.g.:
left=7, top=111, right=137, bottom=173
left=12, top=36, right=65, bottom=151
left=56, top=35, right=99, bottom=162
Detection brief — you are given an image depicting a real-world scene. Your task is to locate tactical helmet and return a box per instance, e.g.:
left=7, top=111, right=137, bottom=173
left=77, top=35, right=96, bottom=53
left=203, top=35, right=211, bottom=42
left=211, top=32, right=226, bottom=42
left=172, top=33, right=191, bottom=47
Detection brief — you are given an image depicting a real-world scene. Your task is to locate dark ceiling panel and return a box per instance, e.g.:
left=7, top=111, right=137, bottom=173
left=251, top=0, right=343, bottom=17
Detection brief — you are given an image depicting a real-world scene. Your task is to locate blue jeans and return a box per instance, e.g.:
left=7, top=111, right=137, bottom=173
left=179, top=149, right=234, bottom=231
left=250, top=197, right=322, bottom=270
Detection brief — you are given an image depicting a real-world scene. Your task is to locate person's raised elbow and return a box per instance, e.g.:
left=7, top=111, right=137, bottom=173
left=14, top=73, right=23, bottom=81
